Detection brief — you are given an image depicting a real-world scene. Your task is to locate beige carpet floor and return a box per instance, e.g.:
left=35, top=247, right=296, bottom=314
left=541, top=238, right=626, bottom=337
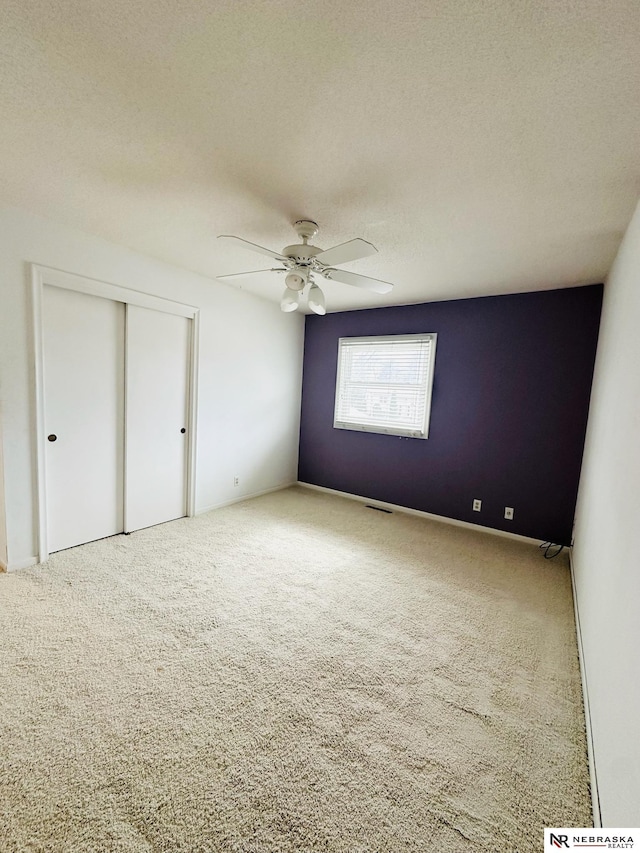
left=0, top=486, right=591, bottom=852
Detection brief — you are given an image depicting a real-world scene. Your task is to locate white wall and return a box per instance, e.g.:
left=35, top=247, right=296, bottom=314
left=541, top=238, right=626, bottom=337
left=572, top=198, right=640, bottom=826
left=0, top=406, right=7, bottom=569
left=0, top=207, right=304, bottom=569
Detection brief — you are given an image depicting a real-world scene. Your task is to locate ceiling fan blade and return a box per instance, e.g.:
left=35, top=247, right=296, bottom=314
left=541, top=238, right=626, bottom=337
left=217, top=268, right=286, bottom=281
left=218, top=235, right=289, bottom=262
left=314, top=238, right=377, bottom=267
left=323, top=267, right=394, bottom=294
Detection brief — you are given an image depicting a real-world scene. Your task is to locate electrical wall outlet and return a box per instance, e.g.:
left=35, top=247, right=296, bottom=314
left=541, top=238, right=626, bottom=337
left=473, top=499, right=482, bottom=512
left=504, top=506, right=514, bottom=520
left=233, top=476, right=240, bottom=487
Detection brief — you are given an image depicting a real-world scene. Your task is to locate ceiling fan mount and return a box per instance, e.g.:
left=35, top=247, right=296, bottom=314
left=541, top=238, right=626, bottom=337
left=292, top=219, right=319, bottom=241
left=217, top=220, right=394, bottom=315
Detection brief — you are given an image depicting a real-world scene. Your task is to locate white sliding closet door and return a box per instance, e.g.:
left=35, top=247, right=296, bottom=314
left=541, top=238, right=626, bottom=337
left=125, top=304, right=190, bottom=533
left=43, top=286, right=125, bottom=553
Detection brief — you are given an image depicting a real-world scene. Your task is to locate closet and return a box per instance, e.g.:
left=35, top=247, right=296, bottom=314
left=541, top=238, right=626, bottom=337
left=40, top=278, right=194, bottom=555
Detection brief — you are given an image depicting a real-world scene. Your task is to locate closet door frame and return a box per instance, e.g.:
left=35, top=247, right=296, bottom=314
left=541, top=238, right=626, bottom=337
left=31, top=264, right=200, bottom=563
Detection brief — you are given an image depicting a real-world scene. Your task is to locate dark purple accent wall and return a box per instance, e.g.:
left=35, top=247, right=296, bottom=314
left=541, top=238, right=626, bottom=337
left=298, top=284, right=603, bottom=545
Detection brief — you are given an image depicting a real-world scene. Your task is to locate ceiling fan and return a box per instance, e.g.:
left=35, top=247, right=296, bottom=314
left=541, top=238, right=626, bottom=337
left=217, top=220, right=394, bottom=315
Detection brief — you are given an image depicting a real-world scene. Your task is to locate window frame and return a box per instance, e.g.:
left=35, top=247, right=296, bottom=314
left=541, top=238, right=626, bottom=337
left=333, top=333, right=437, bottom=439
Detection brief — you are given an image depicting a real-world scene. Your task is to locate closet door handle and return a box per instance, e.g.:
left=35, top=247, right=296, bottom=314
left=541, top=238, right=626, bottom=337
left=180, top=428, right=186, bottom=434
left=48, top=434, right=57, bottom=442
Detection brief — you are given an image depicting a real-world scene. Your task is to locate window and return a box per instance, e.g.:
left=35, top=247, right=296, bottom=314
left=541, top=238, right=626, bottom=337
left=333, top=334, right=437, bottom=439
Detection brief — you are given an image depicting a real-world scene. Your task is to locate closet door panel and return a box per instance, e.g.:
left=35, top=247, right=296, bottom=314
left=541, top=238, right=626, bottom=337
left=125, top=305, right=189, bottom=532
left=43, top=286, right=125, bottom=552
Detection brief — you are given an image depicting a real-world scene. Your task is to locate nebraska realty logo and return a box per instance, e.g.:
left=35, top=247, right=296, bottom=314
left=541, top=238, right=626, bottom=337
left=545, top=829, right=637, bottom=849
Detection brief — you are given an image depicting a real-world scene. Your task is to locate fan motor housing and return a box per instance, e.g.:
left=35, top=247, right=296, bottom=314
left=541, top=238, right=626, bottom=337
left=282, top=244, right=322, bottom=265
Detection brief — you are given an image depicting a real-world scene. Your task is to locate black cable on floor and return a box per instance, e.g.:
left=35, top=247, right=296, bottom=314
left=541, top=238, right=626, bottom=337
left=539, top=541, right=564, bottom=559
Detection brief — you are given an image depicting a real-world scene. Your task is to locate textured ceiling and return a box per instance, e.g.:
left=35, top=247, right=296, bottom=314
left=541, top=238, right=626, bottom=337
left=2, top=0, right=639, bottom=312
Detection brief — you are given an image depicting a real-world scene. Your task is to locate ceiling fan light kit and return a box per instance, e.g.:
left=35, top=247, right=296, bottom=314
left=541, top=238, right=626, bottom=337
left=307, top=283, right=326, bottom=316
left=284, top=268, right=308, bottom=291
left=280, top=287, right=301, bottom=312
left=217, top=220, right=394, bottom=314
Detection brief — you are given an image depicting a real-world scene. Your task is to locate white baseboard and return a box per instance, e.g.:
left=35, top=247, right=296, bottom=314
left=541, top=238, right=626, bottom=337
left=568, top=547, right=602, bottom=827
left=297, top=482, right=541, bottom=546
left=196, top=482, right=296, bottom=516
left=6, top=556, right=39, bottom=572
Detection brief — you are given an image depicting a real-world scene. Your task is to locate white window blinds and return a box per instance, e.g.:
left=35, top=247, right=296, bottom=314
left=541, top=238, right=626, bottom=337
left=334, top=334, right=437, bottom=439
